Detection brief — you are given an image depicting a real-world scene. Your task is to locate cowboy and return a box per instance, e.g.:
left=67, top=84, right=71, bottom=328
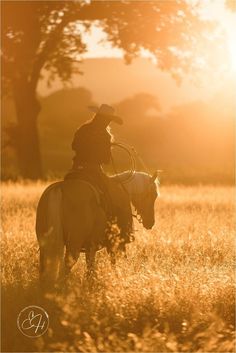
left=67, top=104, right=133, bottom=248
left=71, top=104, right=122, bottom=170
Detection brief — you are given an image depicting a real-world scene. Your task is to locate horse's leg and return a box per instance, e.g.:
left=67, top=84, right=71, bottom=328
left=105, top=243, right=116, bottom=266
left=110, top=250, right=116, bottom=266
left=85, top=246, right=97, bottom=277
left=39, top=244, right=64, bottom=292
left=106, top=238, right=128, bottom=268
left=64, top=248, right=79, bottom=275
left=118, top=241, right=127, bottom=258
left=39, top=248, right=45, bottom=276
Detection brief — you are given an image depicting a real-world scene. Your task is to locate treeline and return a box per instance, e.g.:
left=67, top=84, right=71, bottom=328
left=2, top=87, right=235, bottom=183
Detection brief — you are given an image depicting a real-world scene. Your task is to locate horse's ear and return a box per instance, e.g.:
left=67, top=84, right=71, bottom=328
left=151, top=171, right=158, bottom=182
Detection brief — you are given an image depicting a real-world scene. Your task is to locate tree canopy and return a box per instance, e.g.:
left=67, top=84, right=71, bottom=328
left=1, top=0, right=228, bottom=179
left=2, top=0, right=226, bottom=93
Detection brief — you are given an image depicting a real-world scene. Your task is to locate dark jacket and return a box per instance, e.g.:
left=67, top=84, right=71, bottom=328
left=72, top=116, right=113, bottom=165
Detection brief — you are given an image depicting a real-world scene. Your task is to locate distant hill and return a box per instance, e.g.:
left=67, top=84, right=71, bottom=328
left=38, top=57, right=221, bottom=112
left=2, top=66, right=235, bottom=183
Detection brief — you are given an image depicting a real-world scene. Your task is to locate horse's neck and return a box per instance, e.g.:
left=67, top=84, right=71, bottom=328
left=115, top=171, right=149, bottom=198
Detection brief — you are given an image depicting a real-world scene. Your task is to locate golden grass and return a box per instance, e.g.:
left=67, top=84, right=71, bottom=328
left=1, top=182, right=235, bottom=352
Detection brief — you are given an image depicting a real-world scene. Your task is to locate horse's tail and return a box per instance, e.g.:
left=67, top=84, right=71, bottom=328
left=36, top=182, right=64, bottom=287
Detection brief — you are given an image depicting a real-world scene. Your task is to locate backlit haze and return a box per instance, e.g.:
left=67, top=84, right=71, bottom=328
left=38, top=0, right=236, bottom=112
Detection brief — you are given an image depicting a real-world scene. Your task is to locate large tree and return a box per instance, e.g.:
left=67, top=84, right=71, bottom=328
left=2, top=0, right=225, bottom=178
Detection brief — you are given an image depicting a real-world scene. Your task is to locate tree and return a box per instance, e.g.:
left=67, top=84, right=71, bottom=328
left=1, top=0, right=225, bottom=178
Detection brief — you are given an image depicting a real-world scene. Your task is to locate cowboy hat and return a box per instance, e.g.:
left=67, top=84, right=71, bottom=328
left=88, top=104, right=123, bottom=125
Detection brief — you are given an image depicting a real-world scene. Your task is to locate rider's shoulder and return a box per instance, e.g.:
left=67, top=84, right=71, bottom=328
left=75, top=121, right=93, bottom=133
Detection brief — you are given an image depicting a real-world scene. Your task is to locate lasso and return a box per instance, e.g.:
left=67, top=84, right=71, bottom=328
left=110, top=142, right=162, bottom=189
left=110, top=142, right=136, bottom=182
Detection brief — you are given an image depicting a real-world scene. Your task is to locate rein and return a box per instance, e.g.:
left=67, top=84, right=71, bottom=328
left=132, top=211, right=143, bottom=224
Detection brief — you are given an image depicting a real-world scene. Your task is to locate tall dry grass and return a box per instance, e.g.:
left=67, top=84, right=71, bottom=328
left=1, top=182, right=235, bottom=352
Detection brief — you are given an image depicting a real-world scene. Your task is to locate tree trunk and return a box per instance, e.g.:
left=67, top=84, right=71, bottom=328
left=13, top=78, right=43, bottom=179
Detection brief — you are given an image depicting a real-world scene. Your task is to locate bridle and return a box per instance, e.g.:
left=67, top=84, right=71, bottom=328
left=110, top=142, right=160, bottom=224
left=131, top=186, right=157, bottom=224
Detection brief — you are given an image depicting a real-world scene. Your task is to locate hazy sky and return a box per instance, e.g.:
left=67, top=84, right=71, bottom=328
left=38, top=0, right=236, bottom=112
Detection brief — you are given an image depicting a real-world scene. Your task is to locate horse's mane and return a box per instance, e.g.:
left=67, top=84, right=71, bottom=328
left=111, top=170, right=155, bottom=196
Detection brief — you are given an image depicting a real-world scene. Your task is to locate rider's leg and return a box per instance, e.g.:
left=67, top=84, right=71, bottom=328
left=106, top=180, right=133, bottom=246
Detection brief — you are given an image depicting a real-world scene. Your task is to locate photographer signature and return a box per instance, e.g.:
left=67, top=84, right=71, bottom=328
left=17, top=306, right=49, bottom=337
left=21, top=310, right=46, bottom=334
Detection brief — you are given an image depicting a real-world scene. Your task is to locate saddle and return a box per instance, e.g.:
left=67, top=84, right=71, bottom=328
left=64, top=167, right=134, bottom=245
left=64, top=168, right=114, bottom=218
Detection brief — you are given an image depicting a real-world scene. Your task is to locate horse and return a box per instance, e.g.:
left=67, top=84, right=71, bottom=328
left=36, top=170, right=159, bottom=286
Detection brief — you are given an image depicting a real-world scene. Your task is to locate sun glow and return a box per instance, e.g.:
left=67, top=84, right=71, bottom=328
left=227, top=31, right=236, bottom=72
left=201, top=1, right=236, bottom=73
left=79, top=6, right=236, bottom=76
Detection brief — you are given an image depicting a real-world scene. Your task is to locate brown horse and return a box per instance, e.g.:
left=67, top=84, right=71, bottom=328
left=36, top=171, right=159, bottom=286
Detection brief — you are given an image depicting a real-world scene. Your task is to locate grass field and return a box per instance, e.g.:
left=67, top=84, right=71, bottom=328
left=1, top=182, right=235, bottom=352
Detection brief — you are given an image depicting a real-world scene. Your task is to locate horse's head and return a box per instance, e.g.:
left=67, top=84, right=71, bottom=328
left=129, top=171, right=159, bottom=229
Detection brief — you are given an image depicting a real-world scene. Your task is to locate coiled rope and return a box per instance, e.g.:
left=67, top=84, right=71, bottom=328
left=110, top=142, right=136, bottom=182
